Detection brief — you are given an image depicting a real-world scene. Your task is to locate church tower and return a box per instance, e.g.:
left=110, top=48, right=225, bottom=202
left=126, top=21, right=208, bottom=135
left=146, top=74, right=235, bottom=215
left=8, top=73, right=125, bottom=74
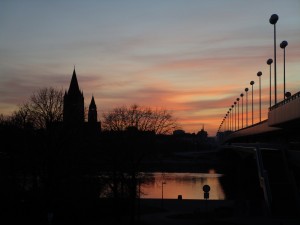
left=63, top=67, right=84, bottom=126
left=87, top=95, right=101, bottom=133
left=88, top=96, right=97, bottom=123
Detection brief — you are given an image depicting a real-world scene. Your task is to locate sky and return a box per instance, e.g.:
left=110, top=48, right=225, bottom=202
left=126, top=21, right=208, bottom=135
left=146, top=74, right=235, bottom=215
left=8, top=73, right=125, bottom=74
left=1, top=0, right=300, bottom=136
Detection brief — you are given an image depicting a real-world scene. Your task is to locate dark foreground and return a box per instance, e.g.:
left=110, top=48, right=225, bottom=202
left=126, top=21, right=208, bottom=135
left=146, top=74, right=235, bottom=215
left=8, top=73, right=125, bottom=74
left=2, top=197, right=299, bottom=225
left=139, top=199, right=300, bottom=225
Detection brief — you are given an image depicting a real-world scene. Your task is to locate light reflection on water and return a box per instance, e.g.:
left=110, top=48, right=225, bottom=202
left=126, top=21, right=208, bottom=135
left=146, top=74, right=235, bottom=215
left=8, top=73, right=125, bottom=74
left=141, top=169, right=225, bottom=200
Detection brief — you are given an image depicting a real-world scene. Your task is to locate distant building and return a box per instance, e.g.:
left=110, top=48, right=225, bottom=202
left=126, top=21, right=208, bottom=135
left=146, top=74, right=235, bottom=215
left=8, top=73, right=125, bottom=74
left=63, top=67, right=101, bottom=132
left=197, top=125, right=208, bottom=141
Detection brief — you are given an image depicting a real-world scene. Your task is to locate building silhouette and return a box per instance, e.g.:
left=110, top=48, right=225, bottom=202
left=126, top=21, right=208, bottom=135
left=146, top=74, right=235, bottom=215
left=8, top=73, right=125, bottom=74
left=197, top=124, right=208, bottom=141
left=88, top=96, right=97, bottom=123
left=63, top=68, right=84, bottom=126
left=63, top=67, right=101, bottom=132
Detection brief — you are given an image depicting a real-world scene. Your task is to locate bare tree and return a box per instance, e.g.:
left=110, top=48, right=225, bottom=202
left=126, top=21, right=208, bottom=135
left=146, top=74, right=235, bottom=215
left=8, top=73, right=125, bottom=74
left=0, top=114, right=10, bottom=127
left=11, top=104, right=34, bottom=128
left=102, top=104, right=179, bottom=134
left=0, top=104, right=34, bottom=129
left=16, top=87, right=64, bottom=129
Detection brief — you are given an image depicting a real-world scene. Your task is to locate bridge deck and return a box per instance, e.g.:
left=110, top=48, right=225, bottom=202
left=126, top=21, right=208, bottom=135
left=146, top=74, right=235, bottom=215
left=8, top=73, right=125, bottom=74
left=268, top=91, right=300, bottom=127
left=223, top=120, right=280, bottom=142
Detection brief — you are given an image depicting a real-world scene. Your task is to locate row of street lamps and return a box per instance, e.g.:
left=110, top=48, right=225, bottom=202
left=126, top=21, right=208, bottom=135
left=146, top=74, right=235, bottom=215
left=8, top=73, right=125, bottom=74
left=218, top=14, right=288, bottom=133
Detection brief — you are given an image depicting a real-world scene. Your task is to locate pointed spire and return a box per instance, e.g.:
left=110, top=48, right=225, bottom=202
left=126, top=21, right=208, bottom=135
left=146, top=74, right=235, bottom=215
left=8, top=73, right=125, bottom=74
left=68, top=66, right=80, bottom=94
left=89, top=95, right=97, bottom=109
left=88, top=95, right=98, bottom=123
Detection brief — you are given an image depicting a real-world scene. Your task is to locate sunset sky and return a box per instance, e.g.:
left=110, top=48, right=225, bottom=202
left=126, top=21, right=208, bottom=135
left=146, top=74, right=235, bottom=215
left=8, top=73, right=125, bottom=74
left=1, top=0, right=300, bottom=136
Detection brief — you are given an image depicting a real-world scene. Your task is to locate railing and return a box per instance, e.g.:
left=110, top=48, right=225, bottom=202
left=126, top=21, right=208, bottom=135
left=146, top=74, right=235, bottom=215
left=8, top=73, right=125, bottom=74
left=218, top=90, right=300, bottom=140
left=269, top=91, right=300, bottom=111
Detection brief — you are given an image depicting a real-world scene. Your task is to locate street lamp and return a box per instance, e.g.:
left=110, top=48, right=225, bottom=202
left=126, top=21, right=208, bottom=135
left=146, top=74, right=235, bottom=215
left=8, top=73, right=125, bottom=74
left=229, top=108, right=232, bottom=131
left=240, top=93, right=244, bottom=128
left=267, top=58, right=273, bottom=108
left=269, top=14, right=279, bottom=104
left=245, top=88, right=249, bottom=127
left=226, top=112, right=229, bottom=131
left=250, top=81, right=255, bottom=125
left=221, top=118, right=224, bottom=132
left=236, top=98, right=240, bottom=130
left=231, top=105, right=234, bottom=131
left=234, top=102, right=237, bottom=131
left=257, top=71, right=262, bottom=122
left=280, top=40, right=288, bottom=99
left=228, top=109, right=230, bottom=131
left=221, top=118, right=225, bottom=131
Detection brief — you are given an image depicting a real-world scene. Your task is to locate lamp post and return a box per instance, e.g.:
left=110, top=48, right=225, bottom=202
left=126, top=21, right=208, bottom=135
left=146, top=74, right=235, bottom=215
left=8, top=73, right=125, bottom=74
left=227, top=112, right=229, bottom=131
left=237, top=98, right=240, bottom=130
left=267, top=58, right=273, bottom=108
left=245, top=88, right=249, bottom=127
left=226, top=112, right=229, bottom=131
left=280, top=40, right=288, bottom=99
left=231, top=105, right=234, bottom=131
left=250, top=81, right=255, bottom=125
left=234, top=102, right=237, bottom=131
left=228, top=108, right=231, bottom=131
left=269, top=14, right=279, bottom=104
left=257, top=71, right=262, bottom=122
left=221, top=118, right=223, bottom=132
left=229, top=108, right=232, bottom=131
left=240, top=93, right=244, bottom=128
left=221, top=119, right=223, bottom=132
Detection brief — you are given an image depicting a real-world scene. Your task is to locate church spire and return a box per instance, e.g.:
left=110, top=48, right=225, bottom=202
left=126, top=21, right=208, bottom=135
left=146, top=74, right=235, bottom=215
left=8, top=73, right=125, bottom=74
left=63, top=67, right=84, bottom=125
left=89, top=95, right=96, bottom=109
left=88, top=95, right=98, bottom=123
left=68, top=66, right=80, bottom=95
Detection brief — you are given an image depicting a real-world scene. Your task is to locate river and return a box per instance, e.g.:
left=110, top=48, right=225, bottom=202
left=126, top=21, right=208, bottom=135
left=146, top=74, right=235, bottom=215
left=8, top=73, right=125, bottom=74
left=140, top=169, right=225, bottom=200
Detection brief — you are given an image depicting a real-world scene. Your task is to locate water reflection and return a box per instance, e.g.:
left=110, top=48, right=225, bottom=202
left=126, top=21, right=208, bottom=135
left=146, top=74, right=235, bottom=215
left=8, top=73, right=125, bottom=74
left=141, top=169, right=225, bottom=200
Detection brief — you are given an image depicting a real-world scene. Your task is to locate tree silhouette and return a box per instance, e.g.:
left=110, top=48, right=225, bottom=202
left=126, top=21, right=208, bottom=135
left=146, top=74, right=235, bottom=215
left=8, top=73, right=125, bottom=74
left=102, top=104, right=179, bottom=134
left=17, top=87, right=64, bottom=129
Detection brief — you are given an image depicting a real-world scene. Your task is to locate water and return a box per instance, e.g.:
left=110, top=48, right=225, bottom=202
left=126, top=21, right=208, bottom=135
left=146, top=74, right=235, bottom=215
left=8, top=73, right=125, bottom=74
left=140, top=169, right=225, bottom=200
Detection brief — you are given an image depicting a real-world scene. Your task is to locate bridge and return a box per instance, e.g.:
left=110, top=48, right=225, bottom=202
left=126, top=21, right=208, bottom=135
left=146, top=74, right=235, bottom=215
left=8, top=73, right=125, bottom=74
left=216, top=91, right=300, bottom=216
left=217, top=90, right=300, bottom=143
left=209, top=12, right=300, bottom=218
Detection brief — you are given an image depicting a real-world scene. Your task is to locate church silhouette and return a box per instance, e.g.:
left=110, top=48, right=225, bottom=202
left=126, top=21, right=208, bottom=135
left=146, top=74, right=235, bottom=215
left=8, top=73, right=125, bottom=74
left=63, top=67, right=101, bottom=133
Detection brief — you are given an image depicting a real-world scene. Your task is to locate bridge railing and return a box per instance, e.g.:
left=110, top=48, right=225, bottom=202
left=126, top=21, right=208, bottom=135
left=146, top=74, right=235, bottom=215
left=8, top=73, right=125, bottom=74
left=269, top=91, right=300, bottom=111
